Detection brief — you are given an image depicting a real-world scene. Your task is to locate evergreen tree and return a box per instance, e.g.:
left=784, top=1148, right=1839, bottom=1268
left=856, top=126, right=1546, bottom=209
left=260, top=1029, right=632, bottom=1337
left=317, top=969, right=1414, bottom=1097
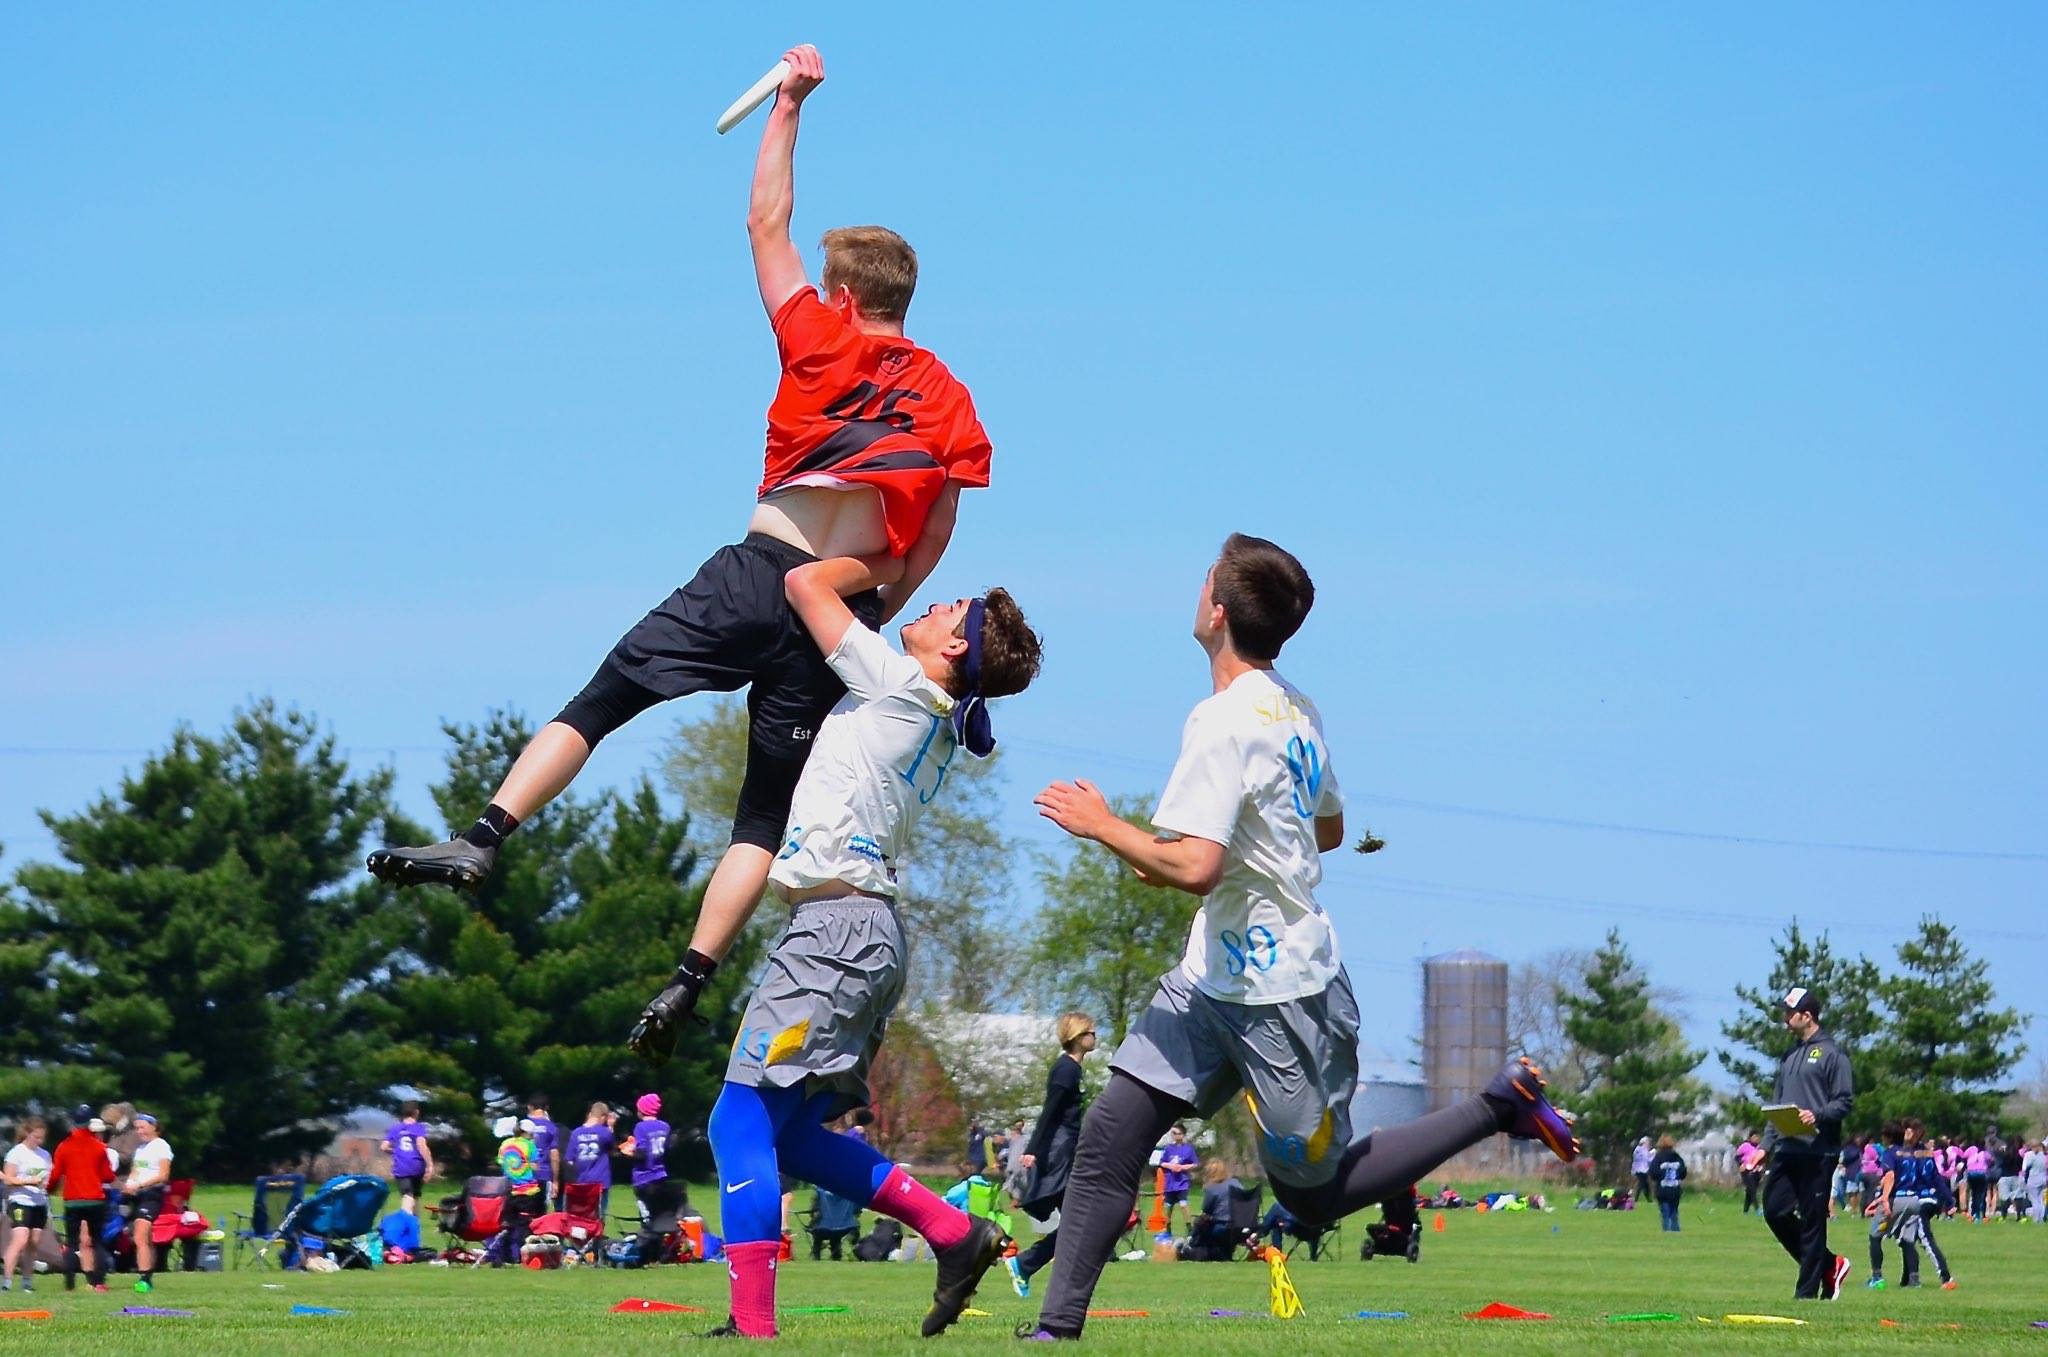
left=1559, top=929, right=1708, bottom=1180
left=376, top=712, right=759, bottom=1175
left=1859, top=916, right=2025, bottom=1132
left=1717, top=919, right=1883, bottom=1132
left=1028, top=796, right=1188, bottom=1043
left=2, top=703, right=418, bottom=1173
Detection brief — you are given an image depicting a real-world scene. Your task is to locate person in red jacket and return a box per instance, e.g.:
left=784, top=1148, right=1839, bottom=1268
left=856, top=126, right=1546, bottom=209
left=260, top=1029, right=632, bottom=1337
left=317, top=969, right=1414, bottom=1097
left=44, top=1105, right=113, bottom=1292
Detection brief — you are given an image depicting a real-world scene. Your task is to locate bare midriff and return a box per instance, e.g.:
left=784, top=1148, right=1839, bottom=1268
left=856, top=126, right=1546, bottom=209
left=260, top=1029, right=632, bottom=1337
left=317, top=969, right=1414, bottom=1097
left=777, top=879, right=892, bottom=906
left=748, top=484, right=890, bottom=560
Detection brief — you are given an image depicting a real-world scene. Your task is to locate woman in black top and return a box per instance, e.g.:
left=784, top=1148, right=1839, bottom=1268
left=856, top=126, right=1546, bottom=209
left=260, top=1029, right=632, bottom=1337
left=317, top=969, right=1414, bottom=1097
left=1005, top=1012, right=1096, bottom=1296
left=1650, top=1134, right=1687, bottom=1232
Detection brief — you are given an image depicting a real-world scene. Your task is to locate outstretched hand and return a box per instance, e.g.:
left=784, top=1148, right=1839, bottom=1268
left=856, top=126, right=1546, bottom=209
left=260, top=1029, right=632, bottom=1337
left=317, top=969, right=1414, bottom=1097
left=779, top=44, right=824, bottom=104
left=1035, top=779, right=1116, bottom=841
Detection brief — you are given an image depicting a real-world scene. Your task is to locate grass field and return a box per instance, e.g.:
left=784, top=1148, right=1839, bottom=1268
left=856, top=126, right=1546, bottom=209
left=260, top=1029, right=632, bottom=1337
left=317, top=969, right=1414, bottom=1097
left=7, top=1185, right=2043, bottom=1353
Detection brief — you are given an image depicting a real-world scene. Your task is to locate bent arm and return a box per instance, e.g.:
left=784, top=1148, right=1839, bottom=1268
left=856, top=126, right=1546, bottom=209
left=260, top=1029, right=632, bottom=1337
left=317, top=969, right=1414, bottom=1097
left=1089, top=818, right=1226, bottom=897
left=785, top=555, right=906, bottom=655
left=879, top=484, right=960, bottom=623
left=1816, top=1051, right=1854, bottom=1123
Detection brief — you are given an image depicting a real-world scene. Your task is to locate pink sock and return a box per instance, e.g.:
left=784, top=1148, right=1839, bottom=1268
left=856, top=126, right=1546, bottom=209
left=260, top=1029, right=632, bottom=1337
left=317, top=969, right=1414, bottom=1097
left=724, top=1240, right=779, bottom=1337
left=872, top=1165, right=971, bottom=1250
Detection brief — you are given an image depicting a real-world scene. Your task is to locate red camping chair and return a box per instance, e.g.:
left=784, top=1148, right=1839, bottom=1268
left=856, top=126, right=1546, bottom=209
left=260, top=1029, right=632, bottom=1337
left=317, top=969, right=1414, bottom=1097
left=437, top=1175, right=510, bottom=1264
left=527, top=1182, right=607, bottom=1266
left=150, top=1178, right=211, bottom=1254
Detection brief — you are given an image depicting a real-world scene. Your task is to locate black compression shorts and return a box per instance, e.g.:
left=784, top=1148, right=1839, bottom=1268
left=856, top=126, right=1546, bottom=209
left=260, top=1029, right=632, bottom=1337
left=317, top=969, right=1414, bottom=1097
left=555, top=533, right=883, bottom=850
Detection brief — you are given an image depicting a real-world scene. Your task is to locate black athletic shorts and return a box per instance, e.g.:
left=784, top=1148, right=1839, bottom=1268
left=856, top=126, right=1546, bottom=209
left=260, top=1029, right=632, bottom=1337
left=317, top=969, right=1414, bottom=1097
left=130, top=1186, right=166, bottom=1222
left=64, top=1200, right=107, bottom=1245
left=6, top=1201, right=48, bottom=1229
left=394, top=1174, right=424, bottom=1198
left=569, top=533, right=883, bottom=848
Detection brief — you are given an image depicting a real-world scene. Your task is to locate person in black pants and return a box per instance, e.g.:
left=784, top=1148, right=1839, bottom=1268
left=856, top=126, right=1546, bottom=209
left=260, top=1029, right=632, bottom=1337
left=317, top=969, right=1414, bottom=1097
left=1005, top=1012, right=1095, bottom=1297
left=1738, top=1131, right=1765, bottom=1213
left=1761, top=986, right=1855, bottom=1299
left=1649, top=1135, right=1687, bottom=1231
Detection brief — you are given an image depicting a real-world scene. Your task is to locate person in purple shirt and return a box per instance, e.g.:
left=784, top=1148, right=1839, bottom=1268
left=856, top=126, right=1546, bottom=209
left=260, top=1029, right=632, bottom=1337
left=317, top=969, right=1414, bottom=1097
left=565, top=1101, right=619, bottom=1219
left=379, top=1101, right=435, bottom=1217
left=621, top=1093, right=681, bottom=1228
left=1157, top=1123, right=1200, bottom=1236
left=525, top=1095, right=560, bottom=1210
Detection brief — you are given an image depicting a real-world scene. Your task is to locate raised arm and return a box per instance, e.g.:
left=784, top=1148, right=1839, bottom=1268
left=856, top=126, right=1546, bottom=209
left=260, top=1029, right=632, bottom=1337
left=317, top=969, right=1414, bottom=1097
left=747, top=45, right=824, bottom=316
left=879, top=484, right=960, bottom=623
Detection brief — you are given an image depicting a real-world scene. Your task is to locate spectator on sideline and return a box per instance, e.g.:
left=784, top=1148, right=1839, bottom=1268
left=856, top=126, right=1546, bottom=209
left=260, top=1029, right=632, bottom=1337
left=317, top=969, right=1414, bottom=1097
left=564, top=1102, right=618, bottom=1221
left=3, top=1117, right=52, bottom=1293
left=1157, top=1123, right=1199, bottom=1236
left=98, top=1104, right=139, bottom=1180
left=1007, top=1011, right=1096, bottom=1298
left=1182, top=1159, right=1244, bottom=1261
left=1650, top=1134, right=1687, bottom=1232
left=45, top=1106, right=112, bottom=1292
left=1761, top=985, right=1855, bottom=1300
left=2021, top=1140, right=2046, bottom=1224
left=1737, top=1130, right=1766, bottom=1214
left=621, top=1094, right=679, bottom=1228
left=1860, top=1134, right=1885, bottom=1210
left=124, top=1113, right=174, bottom=1294
left=1003, top=1117, right=1029, bottom=1204
left=1631, top=1136, right=1654, bottom=1201
left=1962, top=1139, right=1991, bottom=1221
left=525, top=1096, right=560, bottom=1211
left=494, top=1116, right=541, bottom=1262
left=1994, top=1138, right=2024, bottom=1220
left=380, top=1101, right=434, bottom=1217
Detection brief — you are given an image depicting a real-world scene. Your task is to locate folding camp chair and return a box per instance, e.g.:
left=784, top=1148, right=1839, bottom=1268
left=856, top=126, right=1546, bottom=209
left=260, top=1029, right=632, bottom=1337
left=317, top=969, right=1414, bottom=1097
left=268, top=1175, right=390, bottom=1270
left=232, top=1173, right=306, bottom=1269
left=437, top=1175, right=510, bottom=1266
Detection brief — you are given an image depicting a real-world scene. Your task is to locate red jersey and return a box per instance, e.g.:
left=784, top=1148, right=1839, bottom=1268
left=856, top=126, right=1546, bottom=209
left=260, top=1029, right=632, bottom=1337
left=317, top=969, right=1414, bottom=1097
left=45, top=1127, right=115, bottom=1203
left=759, top=288, right=991, bottom=557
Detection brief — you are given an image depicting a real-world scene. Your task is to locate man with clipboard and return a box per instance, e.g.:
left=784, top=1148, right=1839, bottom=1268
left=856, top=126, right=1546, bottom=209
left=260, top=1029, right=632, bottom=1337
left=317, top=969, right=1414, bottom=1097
left=1761, top=986, right=1856, bottom=1300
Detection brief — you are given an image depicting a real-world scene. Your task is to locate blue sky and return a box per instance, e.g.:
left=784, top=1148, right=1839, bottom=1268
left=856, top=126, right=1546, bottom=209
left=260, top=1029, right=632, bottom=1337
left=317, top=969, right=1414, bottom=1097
left=4, top=4, right=2043, bottom=1079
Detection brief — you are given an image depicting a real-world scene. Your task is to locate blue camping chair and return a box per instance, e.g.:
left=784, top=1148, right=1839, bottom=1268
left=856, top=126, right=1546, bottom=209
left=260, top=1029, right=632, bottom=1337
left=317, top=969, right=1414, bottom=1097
left=262, top=1175, right=390, bottom=1269
left=232, top=1174, right=307, bottom=1269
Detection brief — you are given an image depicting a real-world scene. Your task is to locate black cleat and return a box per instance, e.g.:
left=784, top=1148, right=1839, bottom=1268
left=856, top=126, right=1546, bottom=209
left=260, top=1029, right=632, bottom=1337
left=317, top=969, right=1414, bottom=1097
left=699, top=1317, right=745, bottom=1338
left=925, top=1215, right=1008, bottom=1338
left=367, top=838, right=497, bottom=893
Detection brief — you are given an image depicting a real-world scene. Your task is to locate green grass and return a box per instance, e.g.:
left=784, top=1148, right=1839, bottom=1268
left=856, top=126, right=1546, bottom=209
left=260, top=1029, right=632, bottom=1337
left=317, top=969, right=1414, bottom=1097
left=9, top=1186, right=2043, bottom=1353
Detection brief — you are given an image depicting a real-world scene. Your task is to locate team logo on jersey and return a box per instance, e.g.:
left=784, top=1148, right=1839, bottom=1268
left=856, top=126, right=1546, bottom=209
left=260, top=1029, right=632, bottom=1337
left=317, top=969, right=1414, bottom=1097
left=878, top=348, right=911, bottom=376
left=1807, top=1046, right=1822, bottom=1062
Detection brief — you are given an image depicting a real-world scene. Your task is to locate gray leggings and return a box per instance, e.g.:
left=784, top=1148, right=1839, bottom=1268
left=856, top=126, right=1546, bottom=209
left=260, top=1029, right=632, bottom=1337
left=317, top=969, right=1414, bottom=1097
left=1031, top=1071, right=1505, bottom=1336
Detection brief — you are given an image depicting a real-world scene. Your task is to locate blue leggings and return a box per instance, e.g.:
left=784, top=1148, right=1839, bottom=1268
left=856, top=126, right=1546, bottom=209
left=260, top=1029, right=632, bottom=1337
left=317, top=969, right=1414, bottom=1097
left=708, top=1081, right=895, bottom=1244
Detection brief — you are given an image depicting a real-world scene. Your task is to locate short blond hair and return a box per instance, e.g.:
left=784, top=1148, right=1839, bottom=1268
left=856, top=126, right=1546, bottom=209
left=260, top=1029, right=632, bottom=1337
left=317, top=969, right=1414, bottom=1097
left=1056, top=1012, right=1094, bottom=1051
left=821, top=226, right=917, bottom=323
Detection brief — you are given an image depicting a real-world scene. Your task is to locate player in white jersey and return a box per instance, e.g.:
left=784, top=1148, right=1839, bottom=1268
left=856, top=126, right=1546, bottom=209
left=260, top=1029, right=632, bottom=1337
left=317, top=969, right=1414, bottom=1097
left=1020, top=533, right=1580, bottom=1341
left=685, top=553, right=1042, bottom=1340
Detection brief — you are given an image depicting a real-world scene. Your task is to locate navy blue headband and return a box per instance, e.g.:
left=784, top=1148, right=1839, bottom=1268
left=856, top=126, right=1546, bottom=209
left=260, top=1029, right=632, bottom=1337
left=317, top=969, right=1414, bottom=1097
left=952, top=597, right=995, bottom=758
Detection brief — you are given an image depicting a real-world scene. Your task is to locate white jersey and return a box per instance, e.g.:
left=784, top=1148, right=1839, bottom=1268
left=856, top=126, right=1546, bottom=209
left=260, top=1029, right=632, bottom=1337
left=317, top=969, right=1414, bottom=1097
left=5, top=1143, right=51, bottom=1207
left=127, top=1137, right=173, bottom=1192
left=1153, top=668, right=1344, bottom=1004
left=769, top=622, right=960, bottom=901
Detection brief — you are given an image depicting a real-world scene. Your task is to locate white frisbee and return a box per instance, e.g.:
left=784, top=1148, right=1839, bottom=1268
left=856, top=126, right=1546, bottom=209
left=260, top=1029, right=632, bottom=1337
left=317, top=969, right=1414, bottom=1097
left=716, top=60, right=790, bottom=135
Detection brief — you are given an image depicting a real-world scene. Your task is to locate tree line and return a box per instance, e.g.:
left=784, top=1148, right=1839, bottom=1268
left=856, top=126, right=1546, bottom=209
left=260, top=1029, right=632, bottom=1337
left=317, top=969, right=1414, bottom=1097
left=0, top=700, right=1195, bottom=1178
left=1512, top=919, right=2029, bottom=1180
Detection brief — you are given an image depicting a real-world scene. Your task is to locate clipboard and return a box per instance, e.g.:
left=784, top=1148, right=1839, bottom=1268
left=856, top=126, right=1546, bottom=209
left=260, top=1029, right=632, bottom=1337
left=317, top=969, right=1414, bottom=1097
left=1761, top=1104, right=1810, bottom=1136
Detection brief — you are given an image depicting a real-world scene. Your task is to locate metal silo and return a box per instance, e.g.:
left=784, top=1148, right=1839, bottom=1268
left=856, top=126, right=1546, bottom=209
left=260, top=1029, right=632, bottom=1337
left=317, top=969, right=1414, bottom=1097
left=1423, top=948, right=1508, bottom=1113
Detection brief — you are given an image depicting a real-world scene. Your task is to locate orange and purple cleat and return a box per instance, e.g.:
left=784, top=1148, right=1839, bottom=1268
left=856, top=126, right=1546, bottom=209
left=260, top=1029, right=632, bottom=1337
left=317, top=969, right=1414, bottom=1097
left=1488, top=1057, right=1581, bottom=1162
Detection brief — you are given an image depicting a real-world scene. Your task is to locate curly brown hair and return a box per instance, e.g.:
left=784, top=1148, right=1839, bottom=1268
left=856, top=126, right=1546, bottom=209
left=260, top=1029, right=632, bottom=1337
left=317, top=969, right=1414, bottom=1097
left=951, top=587, right=1042, bottom=700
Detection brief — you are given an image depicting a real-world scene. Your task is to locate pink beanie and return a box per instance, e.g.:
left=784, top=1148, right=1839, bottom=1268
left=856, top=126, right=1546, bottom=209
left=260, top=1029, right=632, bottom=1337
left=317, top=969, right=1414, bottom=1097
left=636, top=1093, right=662, bottom=1118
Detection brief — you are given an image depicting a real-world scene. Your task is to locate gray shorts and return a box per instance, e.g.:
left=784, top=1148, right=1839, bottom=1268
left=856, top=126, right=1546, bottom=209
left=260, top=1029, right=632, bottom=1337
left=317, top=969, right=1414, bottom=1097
left=725, top=895, right=905, bottom=1118
left=1111, top=965, right=1359, bottom=1190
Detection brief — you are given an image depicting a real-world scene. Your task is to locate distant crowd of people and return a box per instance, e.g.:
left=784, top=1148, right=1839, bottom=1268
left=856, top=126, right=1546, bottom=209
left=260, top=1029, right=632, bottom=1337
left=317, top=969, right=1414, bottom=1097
left=4, top=1104, right=179, bottom=1295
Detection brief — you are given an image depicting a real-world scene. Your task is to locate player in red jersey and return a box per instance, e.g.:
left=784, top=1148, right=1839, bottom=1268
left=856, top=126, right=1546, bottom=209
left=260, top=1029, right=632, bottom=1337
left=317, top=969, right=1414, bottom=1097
left=369, top=47, right=993, bottom=1059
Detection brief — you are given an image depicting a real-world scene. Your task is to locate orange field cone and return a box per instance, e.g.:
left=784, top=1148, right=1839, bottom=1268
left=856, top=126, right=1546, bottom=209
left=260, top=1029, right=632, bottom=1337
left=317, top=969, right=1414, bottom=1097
left=1432, top=1211, right=1446, bottom=1232
left=1147, top=1168, right=1168, bottom=1232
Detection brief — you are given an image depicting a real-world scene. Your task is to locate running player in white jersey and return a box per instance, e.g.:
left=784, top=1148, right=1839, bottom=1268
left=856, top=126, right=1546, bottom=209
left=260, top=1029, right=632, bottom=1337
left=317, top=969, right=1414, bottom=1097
left=1020, top=533, right=1580, bottom=1341
left=693, top=553, right=1042, bottom=1340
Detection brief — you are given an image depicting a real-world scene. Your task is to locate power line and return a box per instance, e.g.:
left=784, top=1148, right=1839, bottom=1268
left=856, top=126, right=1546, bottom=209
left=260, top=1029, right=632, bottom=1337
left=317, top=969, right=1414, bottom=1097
left=1348, top=793, right=2047, bottom=863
